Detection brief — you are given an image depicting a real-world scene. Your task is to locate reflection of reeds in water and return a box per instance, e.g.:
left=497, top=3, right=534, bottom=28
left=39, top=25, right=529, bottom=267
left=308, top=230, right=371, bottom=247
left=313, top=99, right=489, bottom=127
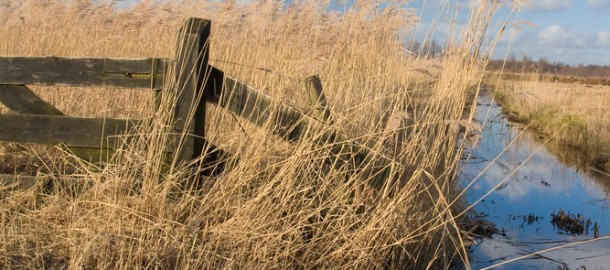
left=0, top=0, right=510, bottom=268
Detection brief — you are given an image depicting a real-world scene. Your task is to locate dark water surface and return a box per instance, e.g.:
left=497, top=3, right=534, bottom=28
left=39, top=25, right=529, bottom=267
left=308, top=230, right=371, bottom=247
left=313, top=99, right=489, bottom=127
left=460, top=93, right=610, bottom=269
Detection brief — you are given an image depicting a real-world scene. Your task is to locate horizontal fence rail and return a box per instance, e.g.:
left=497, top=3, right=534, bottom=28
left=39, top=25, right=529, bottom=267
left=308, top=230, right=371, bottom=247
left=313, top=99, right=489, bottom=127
left=0, top=57, right=167, bottom=89
left=0, top=114, right=136, bottom=148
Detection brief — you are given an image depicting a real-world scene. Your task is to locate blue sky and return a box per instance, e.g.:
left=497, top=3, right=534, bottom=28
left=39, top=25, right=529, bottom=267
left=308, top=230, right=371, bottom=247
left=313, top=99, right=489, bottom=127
left=409, top=0, right=610, bottom=66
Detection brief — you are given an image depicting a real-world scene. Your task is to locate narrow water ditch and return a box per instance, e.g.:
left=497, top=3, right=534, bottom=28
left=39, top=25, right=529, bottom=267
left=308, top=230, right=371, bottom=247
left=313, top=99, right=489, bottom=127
left=460, top=90, right=610, bottom=269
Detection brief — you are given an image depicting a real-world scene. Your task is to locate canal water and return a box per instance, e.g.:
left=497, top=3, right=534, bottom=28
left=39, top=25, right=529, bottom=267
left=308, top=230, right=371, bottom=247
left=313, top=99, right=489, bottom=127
left=460, top=91, right=610, bottom=269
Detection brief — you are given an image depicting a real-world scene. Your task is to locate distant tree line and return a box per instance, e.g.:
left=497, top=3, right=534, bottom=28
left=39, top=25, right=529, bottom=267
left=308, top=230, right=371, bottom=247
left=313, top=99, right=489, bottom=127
left=406, top=39, right=443, bottom=58
left=486, top=54, right=610, bottom=78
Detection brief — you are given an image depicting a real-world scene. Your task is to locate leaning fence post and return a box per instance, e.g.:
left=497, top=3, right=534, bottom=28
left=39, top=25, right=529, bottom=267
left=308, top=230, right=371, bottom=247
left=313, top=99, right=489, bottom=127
left=305, top=75, right=333, bottom=124
left=173, top=18, right=210, bottom=164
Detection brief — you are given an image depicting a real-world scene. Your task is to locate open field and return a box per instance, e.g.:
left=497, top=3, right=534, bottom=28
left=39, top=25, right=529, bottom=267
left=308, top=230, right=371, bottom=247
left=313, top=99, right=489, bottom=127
left=489, top=75, right=610, bottom=174
left=0, top=0, right=504, bottom=268
left=488, top=72, right=610, bottom=87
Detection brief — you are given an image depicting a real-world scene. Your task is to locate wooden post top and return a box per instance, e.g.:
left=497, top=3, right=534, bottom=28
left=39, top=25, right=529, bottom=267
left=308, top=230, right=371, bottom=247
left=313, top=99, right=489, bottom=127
left=180, top=18, right=211, bottom=34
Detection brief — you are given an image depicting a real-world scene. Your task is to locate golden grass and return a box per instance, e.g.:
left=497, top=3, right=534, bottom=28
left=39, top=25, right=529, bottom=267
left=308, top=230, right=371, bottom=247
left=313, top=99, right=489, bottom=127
left=0, top=0, right=507, bottom=268
left=490, top=76, right=610, bottom=174
left=488, top=72, right=610, bottom=86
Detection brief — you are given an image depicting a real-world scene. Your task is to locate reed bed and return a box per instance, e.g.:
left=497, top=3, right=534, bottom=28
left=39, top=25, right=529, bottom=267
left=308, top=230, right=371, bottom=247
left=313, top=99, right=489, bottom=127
left=0, top=0, right=504, bottom=268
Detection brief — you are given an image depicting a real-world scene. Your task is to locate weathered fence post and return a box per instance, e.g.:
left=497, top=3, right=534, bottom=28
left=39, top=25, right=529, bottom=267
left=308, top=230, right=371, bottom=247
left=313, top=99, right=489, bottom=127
left=172, top=18, right=211, bottom=164
left=305, top=75, right=333, bottom=123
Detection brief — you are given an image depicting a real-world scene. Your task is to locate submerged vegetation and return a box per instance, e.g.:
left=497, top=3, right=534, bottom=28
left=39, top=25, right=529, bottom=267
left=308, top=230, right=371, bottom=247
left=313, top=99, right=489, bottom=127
left=0, top=0, right=514, bottom=268
left=551, top=209, right=599, bottom=237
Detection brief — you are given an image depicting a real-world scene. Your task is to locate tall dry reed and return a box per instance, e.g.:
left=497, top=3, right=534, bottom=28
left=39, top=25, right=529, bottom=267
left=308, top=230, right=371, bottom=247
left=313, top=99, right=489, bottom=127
left=0, top=0, right=506, bottom=268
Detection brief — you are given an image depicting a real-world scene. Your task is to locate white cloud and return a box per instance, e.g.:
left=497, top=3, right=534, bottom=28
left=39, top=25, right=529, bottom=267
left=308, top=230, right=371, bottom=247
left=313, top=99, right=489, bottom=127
left=526, top=0, right=573, bottom=11
left=595, top=31, right=610, bottom=47
left=538, top=26, right=610, bottom=49
left=538, top=25, right=587, bottom=47
left=587, top=0, right=610, bottom=8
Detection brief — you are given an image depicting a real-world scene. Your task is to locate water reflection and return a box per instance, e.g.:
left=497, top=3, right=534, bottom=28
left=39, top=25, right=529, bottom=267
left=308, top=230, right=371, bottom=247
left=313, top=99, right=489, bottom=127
left=460, top=92, right=610, bottom=269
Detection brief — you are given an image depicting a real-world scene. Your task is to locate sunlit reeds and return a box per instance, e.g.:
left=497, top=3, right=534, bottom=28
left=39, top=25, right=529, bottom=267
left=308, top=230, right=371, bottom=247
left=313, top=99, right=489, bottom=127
left=0, top=0, right=505, bottom=268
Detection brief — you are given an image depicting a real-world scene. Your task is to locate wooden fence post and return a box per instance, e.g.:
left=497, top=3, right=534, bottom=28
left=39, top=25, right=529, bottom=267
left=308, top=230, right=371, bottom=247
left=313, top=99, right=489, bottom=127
left=173, top=18, right=210, bottom=163
left=305, top=75, right=333, bottom=123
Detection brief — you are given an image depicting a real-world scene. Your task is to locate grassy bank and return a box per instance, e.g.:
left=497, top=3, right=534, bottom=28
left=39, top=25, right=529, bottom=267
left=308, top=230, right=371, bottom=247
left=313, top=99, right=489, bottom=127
left=0, top=0, right=503, bottom=268
left=488, top=74, right=610, bottom=174
left=488, top=72, right=610, bottom=87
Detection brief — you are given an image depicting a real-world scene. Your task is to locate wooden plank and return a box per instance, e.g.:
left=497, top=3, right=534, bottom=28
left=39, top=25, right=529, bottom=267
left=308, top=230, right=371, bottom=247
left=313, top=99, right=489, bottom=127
left=0, top=84, right=186, bottom=160
left=173, top=17, right=210, bottom=162
left=305, top=75, right=333, bottom=123
left=205, top=66, right=399, bottom=191
left=0, top=57, right=166, bottom=89
left=207, top=66, right=333, bottom=142
left=192, top=19, right=210, bottom=162
left=0, top=84, right=63, bottom=114
left=0, top=114, right=136, bottom=148
left=0, top=84, right=120, bottom=161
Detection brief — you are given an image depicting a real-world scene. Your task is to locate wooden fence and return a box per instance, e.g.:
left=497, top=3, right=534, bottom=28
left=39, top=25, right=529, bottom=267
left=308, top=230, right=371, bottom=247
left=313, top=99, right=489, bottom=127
left=0, top=17, right=399, bottom=193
